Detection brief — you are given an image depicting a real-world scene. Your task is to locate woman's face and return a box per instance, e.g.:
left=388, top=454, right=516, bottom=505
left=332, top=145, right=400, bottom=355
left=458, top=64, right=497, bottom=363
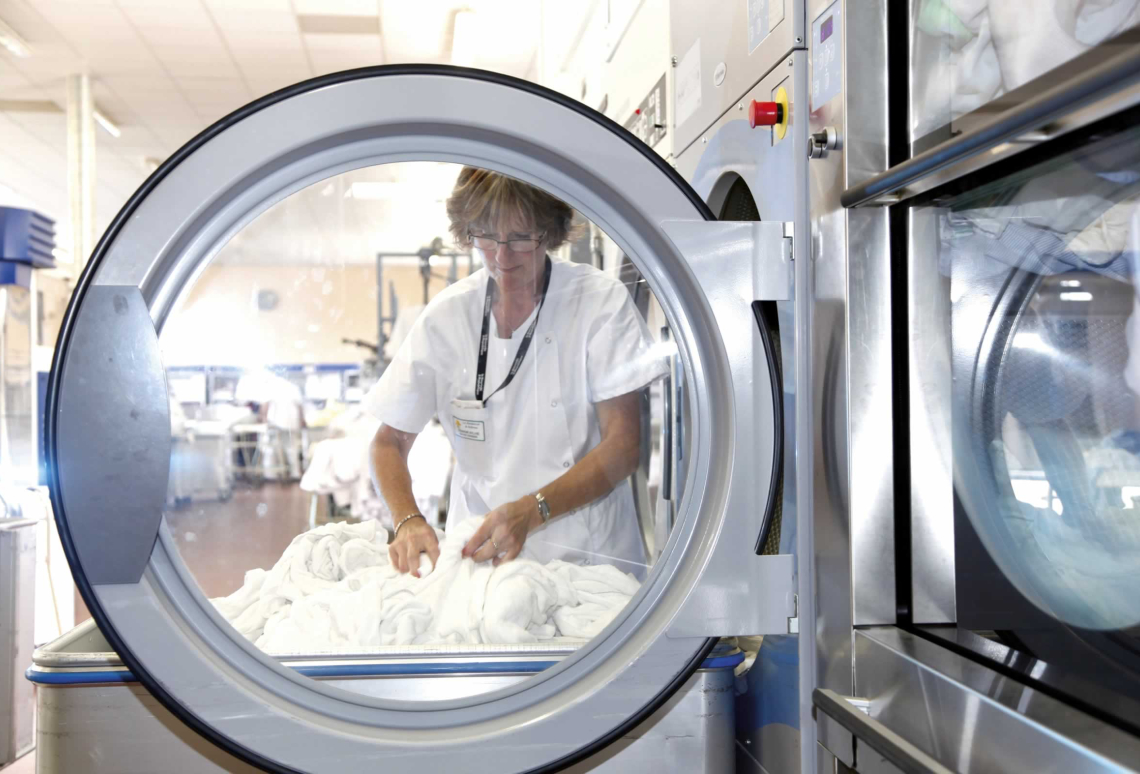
left=470, top=213, right=546, bottom=294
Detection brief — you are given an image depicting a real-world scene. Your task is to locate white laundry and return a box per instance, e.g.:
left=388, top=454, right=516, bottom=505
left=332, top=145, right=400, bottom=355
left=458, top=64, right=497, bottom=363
left=913, top=0, right=1140, bottom=137
left=300, top=410, right=452, bottom=527
left=212, top=517, right=640, bottom=652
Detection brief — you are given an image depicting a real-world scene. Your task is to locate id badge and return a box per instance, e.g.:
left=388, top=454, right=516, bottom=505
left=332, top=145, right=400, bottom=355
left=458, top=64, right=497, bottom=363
left=450, top=398, right=493, bottom=478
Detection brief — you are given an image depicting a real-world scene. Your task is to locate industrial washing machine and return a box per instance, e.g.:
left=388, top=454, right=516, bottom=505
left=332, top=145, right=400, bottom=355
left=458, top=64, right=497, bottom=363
left=41, top=66, right=802, bottom=774
left=806, top=0, right=1140, bottom=772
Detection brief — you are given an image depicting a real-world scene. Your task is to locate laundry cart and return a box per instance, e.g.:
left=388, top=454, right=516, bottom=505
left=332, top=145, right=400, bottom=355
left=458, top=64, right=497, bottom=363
left=28, top=619, right=740, bottom=773
left=168, top=420, right=234, bottom=505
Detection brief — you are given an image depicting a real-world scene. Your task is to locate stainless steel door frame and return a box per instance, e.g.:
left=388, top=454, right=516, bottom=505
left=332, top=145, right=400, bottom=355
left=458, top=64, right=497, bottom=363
left=805, top=0, right=895, bottom=757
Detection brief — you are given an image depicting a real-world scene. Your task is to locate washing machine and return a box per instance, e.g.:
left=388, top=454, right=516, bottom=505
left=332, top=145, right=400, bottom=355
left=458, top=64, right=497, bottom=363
left=669, top=2, right=810, bottom=771
left=806, top=0, right=1140, bottom=772
left=42, top=66, right=802, bottom=774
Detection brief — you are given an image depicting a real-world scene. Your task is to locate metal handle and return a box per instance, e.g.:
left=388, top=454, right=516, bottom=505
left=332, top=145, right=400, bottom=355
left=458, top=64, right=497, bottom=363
left=813, top=689, right=955, bottom=774
left=841, top=41, right=1140, bottom=208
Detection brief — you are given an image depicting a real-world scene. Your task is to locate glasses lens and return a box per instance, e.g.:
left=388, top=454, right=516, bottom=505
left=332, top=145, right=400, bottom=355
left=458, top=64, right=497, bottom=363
left=508, top=239, right=540, bottom=252
left=470, top=235, right=497, bottom=251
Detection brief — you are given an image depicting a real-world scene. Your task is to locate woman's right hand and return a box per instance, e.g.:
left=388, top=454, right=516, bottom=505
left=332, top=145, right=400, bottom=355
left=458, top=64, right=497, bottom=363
left=389, top=517, right=440, bottom=578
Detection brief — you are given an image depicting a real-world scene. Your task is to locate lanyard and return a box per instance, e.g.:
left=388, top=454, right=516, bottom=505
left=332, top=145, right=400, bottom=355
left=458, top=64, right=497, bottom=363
left=475, top=256, right=553, bottom=405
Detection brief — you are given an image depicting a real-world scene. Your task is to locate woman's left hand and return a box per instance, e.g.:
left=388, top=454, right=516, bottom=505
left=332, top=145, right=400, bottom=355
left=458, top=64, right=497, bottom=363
left=462, top=498, right=541, bottom=566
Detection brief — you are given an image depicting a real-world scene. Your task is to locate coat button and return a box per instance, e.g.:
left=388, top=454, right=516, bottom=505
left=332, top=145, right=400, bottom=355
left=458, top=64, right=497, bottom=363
left=551, top=400, right=558, bottom=408
left=545, top=336, right=552, bottom=343
left=563, top=461, right=571, bottom=468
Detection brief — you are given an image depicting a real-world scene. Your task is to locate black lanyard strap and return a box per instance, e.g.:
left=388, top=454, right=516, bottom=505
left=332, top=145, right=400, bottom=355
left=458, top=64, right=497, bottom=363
left=475, top=256, right=553, bottom=405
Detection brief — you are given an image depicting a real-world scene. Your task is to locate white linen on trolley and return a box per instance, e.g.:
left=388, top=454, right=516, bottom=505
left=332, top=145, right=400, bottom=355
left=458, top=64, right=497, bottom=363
left=300, top=409, right=452, bottom=527
left=212, top=517, right=640, bottom=652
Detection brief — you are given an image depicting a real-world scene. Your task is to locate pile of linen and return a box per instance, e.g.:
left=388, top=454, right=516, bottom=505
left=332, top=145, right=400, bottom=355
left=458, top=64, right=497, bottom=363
left=212, top=518, right=640, bottom=652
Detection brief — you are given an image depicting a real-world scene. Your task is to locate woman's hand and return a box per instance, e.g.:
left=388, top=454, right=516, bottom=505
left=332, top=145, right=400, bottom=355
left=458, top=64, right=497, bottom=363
left=462, top=498, right=541, bottom=567
left=389, top=518, right=440, bottom=578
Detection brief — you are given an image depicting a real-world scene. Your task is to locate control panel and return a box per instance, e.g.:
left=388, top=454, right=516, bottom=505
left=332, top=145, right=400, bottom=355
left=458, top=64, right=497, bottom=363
left=624, top=74, right=668, bottom=149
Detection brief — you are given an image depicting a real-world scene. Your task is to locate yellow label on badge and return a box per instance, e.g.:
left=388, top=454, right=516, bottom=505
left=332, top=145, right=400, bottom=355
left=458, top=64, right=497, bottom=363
left=455, top=418, right=486, bottom=442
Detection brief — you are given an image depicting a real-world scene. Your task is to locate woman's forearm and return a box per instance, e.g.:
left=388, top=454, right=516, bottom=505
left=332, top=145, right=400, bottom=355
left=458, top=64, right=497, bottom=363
left=537, top=435, right=638, bottom=521
left=530, top=392, right=641, bottom=524
left=370, top=426, right=420, bottom=518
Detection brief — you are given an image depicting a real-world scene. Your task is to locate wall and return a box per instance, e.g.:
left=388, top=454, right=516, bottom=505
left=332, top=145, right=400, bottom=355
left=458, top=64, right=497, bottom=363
left=160, top=260, right=471, bottom=368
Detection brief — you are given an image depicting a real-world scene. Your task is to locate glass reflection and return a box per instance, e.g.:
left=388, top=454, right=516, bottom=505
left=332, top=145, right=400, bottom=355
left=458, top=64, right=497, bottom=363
left=935, top=124, right=1140, bottom=632
left=910, top=0, right=1140, bottom=142
left=160, top=163, right=683, bottom=690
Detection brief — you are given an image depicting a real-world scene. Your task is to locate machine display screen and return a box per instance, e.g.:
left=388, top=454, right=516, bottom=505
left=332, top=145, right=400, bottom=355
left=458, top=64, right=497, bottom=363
left=820, top=16, right=833, bottom=43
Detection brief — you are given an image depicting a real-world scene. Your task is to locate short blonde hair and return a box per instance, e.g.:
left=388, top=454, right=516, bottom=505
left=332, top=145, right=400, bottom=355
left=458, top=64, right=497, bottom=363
left=446, top=167, right=582, bottom=250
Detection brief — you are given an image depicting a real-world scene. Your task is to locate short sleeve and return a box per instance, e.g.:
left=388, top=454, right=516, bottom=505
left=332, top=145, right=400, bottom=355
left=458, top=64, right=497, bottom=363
left=363, top=314, right=439, bottom=434
left=586, top=287, right=668, bottom=403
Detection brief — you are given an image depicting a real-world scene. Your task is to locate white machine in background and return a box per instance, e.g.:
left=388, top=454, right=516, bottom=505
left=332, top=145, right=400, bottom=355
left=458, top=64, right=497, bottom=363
left=669, top=1, right=807, bottom=771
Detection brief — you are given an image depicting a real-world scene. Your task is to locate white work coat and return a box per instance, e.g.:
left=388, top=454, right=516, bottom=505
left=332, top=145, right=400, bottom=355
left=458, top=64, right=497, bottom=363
left=365, top=258, right=666, bottom=578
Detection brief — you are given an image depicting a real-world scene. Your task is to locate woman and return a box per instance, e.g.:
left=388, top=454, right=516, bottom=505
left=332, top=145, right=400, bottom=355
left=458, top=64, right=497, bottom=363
left=367, top=167, right=665, bottom=578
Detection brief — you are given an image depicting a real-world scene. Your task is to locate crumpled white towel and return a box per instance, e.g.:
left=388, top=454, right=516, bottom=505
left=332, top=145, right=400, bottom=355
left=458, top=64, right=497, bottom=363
left=212, top=517, right=640, bottom=652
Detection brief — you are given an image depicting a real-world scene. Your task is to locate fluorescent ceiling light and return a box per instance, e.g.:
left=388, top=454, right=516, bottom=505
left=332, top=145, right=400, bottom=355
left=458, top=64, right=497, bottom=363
left=297, top=15, right=380, bottom=35
left=1060, top=291, right=1093, bottom=302
left=451, top=10, right=478, bottom=67
left=0, top=18, right=31, bottom=58
left=93, top=109, right=121, bottom=138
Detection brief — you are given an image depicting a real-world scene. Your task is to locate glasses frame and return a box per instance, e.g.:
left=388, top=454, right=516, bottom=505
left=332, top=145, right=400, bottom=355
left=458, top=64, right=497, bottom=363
left=466, top=230, right=546, bottom=253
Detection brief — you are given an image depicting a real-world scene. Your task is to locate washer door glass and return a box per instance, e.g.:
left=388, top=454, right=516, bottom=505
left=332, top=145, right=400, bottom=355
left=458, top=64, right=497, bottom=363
left=924, top=117, right=1140, bottom=682
left=46, top=67, right=780, bottom=773
left=159, top=159, right=686, bottom=701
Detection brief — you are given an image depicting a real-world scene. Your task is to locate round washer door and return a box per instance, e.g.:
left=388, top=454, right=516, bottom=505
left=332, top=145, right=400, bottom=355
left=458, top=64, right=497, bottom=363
left=46, top=66, right=777, bottom=774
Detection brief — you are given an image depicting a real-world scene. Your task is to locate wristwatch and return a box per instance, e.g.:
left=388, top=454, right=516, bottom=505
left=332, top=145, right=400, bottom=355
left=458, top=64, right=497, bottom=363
left=534, top=492, right=551, bottom=525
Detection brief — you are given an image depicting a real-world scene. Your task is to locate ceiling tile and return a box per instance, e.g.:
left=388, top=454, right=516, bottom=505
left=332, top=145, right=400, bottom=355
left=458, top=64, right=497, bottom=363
left=302, top=32, right=383, bottom=52
left=201, top=0, right=292, bottom=11
left=294, top=0, right=380, bottom=16
left=117, top=3, right=214, bottom=31
left=207, top=8, right=298, bottom=34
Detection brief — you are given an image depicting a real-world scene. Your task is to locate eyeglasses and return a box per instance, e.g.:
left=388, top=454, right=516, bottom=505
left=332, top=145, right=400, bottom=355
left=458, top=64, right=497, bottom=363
left=467, top=231, right=545, bottom=253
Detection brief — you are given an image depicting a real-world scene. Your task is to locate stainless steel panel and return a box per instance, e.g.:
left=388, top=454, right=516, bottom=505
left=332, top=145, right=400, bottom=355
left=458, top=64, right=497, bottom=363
left=814, top=689, right=953, bottom=774
left=0, top=518, right=36, bottom=765
left=907, top=207, right=955, bottom=624
left=844, top=37, right=1140, bottom=207
left=30, top=620, right=736, bottom=774
left=670, top=0, right=803, bottom=157
left=854, top=627, right=1140, bottom=774
left=660, top=220, right=792, bottom=637
left=674, top=57, right=797, bottom=223
left=816, top=706, right=855, bottom=768
left=806, top=0, right=894, bottom=730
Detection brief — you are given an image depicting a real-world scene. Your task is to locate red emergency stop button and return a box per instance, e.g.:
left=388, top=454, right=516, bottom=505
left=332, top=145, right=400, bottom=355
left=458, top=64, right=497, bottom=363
left=748, top=100, right=783, bottom=128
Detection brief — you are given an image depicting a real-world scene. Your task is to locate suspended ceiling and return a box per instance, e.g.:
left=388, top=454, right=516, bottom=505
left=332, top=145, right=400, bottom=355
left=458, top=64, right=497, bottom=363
left=0, top=0, right=549, bottom=263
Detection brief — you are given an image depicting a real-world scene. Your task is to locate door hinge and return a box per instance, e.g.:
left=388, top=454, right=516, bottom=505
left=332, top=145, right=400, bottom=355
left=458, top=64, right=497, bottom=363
left=787, top=593, right=799, bottom=634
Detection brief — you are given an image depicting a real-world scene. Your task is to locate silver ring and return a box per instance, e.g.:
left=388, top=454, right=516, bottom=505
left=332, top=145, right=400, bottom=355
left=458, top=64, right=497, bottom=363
left=490, top=537, right=500, bottom=555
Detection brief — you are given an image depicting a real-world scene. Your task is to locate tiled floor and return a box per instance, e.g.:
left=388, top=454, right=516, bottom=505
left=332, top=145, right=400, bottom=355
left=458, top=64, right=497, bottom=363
left=75, top=481, right=319, bottom=622
left=0, top=751, right=35, bottom=773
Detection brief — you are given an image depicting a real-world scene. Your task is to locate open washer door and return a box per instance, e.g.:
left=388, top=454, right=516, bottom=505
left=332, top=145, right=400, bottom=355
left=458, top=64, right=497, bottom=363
left=44, top=66, right=790, bottom=774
